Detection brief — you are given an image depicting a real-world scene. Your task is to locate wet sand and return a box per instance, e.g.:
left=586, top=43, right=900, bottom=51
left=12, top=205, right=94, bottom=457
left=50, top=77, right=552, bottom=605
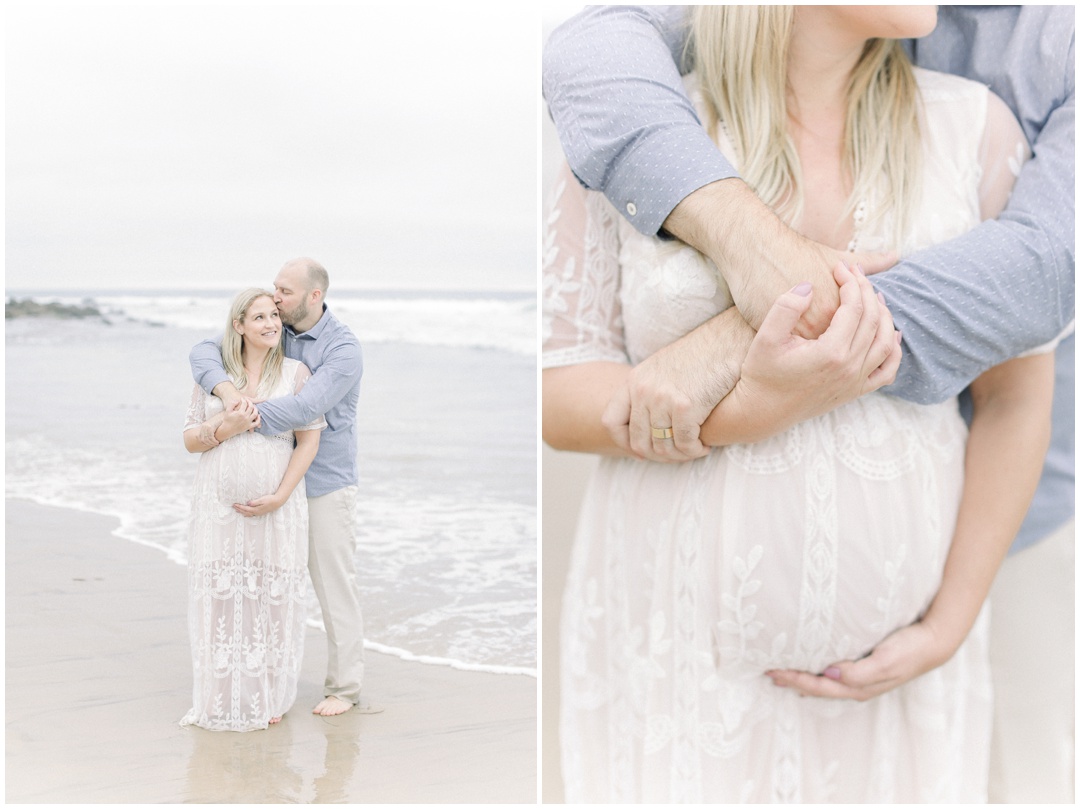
left=5, top=500, right=536, bottom=803
left=541, top=445, right=597, bottom=803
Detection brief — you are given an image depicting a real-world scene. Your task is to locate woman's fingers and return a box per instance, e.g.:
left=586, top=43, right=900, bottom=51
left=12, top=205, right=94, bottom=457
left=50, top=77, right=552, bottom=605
left=765, top=661, right=898, bottom=702
left=866, top=331, right=902, bottom=390
left=819, top=263, right=865, bottom=348
left=846, top=265, right=882, bottom=358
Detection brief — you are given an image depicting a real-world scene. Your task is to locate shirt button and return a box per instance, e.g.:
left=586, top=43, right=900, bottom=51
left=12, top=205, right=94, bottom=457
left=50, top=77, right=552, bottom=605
left=626, top=202, right=637, bottom=216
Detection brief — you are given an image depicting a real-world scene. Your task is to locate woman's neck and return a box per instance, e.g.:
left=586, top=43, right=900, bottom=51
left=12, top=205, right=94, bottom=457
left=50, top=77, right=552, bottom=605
left=242, top=344, right=270, bottom=391
left=786, top=8, right=867, bottom=127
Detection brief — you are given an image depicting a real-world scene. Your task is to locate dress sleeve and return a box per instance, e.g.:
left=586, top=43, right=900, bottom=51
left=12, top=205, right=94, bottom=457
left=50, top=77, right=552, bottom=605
left=290, top=362, right=327, bottom=432
left=183, top=383, right=207, bottom=432
left=542, top=5, right=738, bottom=235
left=542, top=162, right=631, bottom=370
left=978, top=93, right=1074, bottom=357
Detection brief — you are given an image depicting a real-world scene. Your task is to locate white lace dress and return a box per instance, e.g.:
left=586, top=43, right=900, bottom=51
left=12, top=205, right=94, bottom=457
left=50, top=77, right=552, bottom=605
left=180, top=357, right=326, bottom=732
left=543, top=69, right=1029, bottom=802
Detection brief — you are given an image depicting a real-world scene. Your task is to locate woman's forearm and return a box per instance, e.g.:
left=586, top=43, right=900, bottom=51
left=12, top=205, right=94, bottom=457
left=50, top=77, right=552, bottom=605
left=542, top=362, right=636, bottom=456
left=184, top=413, right=227, bottom=453
left=921, top=353, right=1055, bottom=653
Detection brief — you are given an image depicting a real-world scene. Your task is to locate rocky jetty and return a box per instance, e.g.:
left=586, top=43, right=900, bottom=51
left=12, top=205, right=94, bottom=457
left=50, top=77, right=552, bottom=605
left=5, top=297, right=109, bottom=322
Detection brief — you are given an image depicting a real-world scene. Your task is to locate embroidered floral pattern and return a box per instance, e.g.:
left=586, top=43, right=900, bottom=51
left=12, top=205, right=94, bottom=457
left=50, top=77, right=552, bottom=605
left=180, top=359, right=325, bottom=732
left=550, top=69, right=1012, bottom=802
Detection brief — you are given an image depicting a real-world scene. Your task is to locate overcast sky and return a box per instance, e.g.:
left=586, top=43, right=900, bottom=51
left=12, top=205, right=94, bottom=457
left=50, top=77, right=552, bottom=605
left=7, top=4, right=538, bottom=291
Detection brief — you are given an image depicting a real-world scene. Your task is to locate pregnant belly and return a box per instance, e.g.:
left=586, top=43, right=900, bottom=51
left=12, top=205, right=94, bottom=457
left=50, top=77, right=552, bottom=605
left=201, top=434, right=289, bottom=505
left=591, top=398, right=966, bottom=674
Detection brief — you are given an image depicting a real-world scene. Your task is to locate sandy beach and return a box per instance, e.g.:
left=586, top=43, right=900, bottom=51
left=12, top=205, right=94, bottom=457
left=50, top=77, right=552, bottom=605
left=6, top=500, right=537, bottom=804
left=541, top=445, right=598, bottom=803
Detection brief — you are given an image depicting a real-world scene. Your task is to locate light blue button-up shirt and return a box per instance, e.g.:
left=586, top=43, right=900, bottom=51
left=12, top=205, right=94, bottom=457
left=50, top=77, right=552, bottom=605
left=543, top=5, right=1075, bottom=550
left=190, top=304, right=363, bottom=498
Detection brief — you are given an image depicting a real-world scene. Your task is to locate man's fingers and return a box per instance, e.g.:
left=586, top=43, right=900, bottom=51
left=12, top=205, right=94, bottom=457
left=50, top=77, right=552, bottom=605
left=626, top=393, right=656, bottom=458
left=671, top=417, right=708, bottom=459
left=601, top=386, right=634, bottom=454
left=755, top=282, right=815, bottom=347
left=850, top=249, right=898, bottom=276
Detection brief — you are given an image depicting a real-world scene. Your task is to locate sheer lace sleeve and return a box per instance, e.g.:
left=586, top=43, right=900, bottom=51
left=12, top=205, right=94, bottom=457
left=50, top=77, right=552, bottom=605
left=183, top=383, right=207, bottom=431
left=977, top=91, right=1032, bottom=222
left=978, top=92, right=1074, bottom=355
left=542, top=161, right=630, bottom=369
left=291, top=361, right=327, bottom=432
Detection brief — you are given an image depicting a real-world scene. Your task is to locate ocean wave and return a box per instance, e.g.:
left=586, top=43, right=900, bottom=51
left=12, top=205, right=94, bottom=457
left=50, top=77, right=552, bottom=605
left=23, top=292, right=536, bottom=356
left=6, top=433, right=536, bottom=672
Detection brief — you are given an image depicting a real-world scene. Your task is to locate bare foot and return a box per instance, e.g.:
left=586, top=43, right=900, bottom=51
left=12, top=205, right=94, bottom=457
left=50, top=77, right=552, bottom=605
left=313, top=695, right=353, bottom=716
left=269, top=715, right=282, bottom=724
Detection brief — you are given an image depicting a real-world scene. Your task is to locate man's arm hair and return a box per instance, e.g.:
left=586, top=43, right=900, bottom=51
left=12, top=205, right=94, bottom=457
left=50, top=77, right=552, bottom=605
left=545, top=4, right=1074, bottom=406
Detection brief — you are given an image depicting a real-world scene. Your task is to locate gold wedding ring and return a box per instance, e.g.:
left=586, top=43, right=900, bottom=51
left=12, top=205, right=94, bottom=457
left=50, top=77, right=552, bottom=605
left=651, top=426, right=674, bottom=440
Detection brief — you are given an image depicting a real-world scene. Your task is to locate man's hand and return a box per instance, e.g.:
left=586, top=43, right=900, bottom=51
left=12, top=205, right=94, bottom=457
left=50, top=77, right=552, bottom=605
left=703, top=262, right=900, bottom=445
left=764, top=617, right=956, bottom=701
left=233, top=493, right=284, bottom=518
left=601, top=308, right=750, bottom=461
left=663, top=179, right=897, bottom=337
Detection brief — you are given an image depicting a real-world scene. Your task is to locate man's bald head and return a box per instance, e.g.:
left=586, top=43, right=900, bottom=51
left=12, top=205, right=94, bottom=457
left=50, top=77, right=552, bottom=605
left=280, top=257, right=329, bottom=296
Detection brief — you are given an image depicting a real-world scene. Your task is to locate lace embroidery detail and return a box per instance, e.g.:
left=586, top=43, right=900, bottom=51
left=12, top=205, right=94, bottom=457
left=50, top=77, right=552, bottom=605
left=554, top=68, right=1013, bottom=802
left=180, top=358, right=318, bottom=732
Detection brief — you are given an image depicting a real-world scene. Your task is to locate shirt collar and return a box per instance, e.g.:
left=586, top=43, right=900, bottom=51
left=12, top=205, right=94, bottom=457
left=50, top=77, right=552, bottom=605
left=286, top=303, right=333, bottom=341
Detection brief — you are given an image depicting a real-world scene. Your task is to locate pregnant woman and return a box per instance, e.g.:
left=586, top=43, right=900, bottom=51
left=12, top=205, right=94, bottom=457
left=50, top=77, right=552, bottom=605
left=180, top=288, right=324, bottom=731
left=542, top=6, right=1054, bottom=802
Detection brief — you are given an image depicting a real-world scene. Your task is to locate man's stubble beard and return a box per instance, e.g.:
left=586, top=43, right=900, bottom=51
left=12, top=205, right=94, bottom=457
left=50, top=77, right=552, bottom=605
left=277, top=299, right=308, bottom=327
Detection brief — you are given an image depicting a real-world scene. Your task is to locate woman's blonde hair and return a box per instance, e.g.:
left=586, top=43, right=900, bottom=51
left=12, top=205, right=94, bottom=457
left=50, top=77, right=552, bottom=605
left=221, top=288, right=285, bottom=395
left=687, top=6, right=921, bottom=247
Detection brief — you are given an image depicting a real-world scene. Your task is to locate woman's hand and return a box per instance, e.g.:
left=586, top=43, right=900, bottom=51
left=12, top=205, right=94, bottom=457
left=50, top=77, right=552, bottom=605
left=232, top=493, right=285, bottom=518
left=220, top=398, right=261, bottom=438
left=698, top=263, right=901, bottom=446
left=764, top=617, right=957, bottom=701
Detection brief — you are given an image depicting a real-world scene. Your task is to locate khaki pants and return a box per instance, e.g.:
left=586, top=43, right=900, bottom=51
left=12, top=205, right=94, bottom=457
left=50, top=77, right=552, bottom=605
left=988, top=519, right=1075, bottom=803
left=308, top=485, right=364, bottom=703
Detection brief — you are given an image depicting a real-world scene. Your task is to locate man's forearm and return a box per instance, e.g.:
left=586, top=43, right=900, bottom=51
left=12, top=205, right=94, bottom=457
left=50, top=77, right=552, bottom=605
left=255, top=346, right=362, bottom=435
left=877, top=220, right=1072, bottom=405
left=256, top=395, right=325, bottom=436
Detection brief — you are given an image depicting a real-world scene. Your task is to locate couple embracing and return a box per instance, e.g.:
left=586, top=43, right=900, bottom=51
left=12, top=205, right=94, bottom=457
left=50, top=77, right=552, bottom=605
left=543, top=5, right=1073, bottom=804
left=179, top=257, right=377, bottom=730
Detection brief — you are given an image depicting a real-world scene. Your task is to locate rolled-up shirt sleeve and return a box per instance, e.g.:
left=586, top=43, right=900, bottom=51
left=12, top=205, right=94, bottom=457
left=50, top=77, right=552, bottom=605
left=543, top=4, right=738, bottom=235
left=189, top=335, right=230, bottom=396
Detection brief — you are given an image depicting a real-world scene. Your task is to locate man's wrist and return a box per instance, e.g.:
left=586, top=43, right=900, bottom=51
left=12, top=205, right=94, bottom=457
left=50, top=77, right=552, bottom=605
left=662, top=178, right=766, bottom=269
